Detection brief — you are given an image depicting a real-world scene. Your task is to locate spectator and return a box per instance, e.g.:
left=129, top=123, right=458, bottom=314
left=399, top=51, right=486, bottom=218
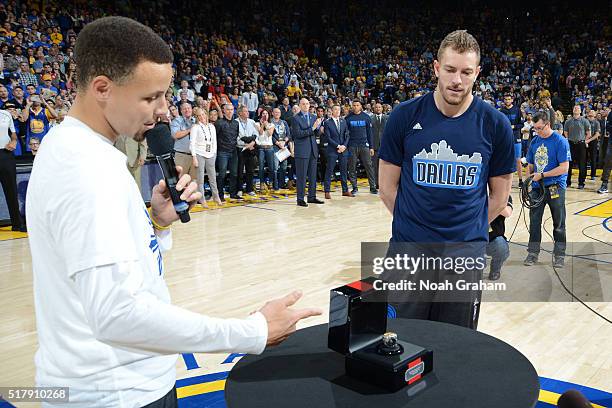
left=170, top=102, right=197, bottom=181
left=215, top=103, right=241, bottom=201
left=236, top=105, right=258, bottom=196
left=22, top=93, right=57, bottom=147
left=240, top=85, right=259, bottom=120
left=256, top=109, right=277, bottom=192
left=190, top=107, right=222, bottom=207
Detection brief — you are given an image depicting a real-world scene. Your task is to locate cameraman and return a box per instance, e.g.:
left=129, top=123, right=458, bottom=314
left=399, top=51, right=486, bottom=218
left=524, top=111, right=571, bottom=268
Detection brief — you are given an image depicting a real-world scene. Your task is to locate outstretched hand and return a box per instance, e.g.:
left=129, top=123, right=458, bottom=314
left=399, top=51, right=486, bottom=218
left=259, top=291, right=322, bottom=347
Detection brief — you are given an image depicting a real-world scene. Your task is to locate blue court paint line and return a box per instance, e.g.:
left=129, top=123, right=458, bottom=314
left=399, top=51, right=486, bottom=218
left=535, top=402, right=556, bottom=408
left=603, top=216, right=612, bottom=233
left=178, top=390, right=226, bottom=408
left=539, top=377, right=612, bottom=405
left=176, top=371, right=229, bottom=388
left=181, top=353, right=200, bottom=370
left=509, top=242, right=612, bottom=265
left=574, top=198, right=612, bottom=215
left=243, top=205, right=276, bottom=212
left=0, top=400, right=16, bottom=408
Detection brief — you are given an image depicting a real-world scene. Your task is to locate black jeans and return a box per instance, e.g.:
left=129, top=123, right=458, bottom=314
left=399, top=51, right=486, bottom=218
left=142, top=387, right=177, bottom=408
left=568, top=141, right=587, bottom=186
left=528, top=186, right=566, bottom=257
left=237, top=147, right=256, bottom=193
left=216, top=149, right=238, bottom=199
left=0, top=149, right=23, bottom=228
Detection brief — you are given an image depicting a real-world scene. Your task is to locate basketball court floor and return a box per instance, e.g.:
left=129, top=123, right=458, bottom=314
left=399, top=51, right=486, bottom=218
left=1, top=176, right=611, bottom=407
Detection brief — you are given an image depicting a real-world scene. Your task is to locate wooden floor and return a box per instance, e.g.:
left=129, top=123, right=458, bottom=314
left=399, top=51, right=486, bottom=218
left=1, top=178, right=611, bottom=404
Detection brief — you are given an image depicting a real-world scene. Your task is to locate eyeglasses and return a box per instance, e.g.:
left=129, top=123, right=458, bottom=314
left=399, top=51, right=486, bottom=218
left=533, top=125, right=547, bottom=132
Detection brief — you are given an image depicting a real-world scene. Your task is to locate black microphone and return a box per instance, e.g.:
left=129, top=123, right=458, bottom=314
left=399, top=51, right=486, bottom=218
left=557, top=390, right=593, bottom=408
left=144, top=122, right=190, bottom=223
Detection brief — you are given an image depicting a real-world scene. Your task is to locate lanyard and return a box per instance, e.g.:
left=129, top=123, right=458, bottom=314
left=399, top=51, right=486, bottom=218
left=199, top=123, right=211, bottom=142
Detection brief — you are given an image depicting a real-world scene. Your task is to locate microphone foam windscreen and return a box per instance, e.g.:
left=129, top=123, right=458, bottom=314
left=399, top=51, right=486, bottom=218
left=145, top=122, right=175, bottom=156
left=557, top=390, right=593, bottom=408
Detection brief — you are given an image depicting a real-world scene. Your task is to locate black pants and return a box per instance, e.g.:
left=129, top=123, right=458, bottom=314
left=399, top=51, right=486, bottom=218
left=391, top=266, right=483, bottom=330
left=0, top=149, right=23, bottom=228
left=528, top=186, right=566, bottom=257
left=142, top=387, right=177, bottom=408
left=295, top=154, right=317, bottom=201
left=372, top=149, right=380, bottom=188
left=602, top=142, right=612, bottom=184
left=568, top=141, right=587, bottom=186
left=599, top=137, right=609, bottom=169
left=587, top=140, right=598, bottom=178
left=348, top=146, right=376, bottom=191
left=317, top=146, right=328, bottom=187
left=237, top=147, right=256, bottom=193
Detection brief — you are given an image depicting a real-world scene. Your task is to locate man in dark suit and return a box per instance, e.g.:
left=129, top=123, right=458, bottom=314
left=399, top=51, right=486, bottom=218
left=323, top=104, right=352, bottom=199
left=371, top=102, right=388, bottom=189
left=291, top=98, right=324, bottom=207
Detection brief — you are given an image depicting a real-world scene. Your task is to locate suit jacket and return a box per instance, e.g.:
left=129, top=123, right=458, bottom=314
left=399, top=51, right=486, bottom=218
left=115, top=135, right=148, bottom=168
left=290, top=111, right=318, bottom=159
left=324, top=117, right=350, bottom=153
left=371, top=113, right=388, bottom=151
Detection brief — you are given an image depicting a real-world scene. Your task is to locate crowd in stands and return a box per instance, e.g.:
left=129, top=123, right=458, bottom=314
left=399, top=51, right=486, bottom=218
left=0, top=0, right=610, bottom=201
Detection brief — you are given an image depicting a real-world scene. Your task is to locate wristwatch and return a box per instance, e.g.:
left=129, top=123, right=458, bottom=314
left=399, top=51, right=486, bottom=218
left=541, top=172, right=545, bottom=179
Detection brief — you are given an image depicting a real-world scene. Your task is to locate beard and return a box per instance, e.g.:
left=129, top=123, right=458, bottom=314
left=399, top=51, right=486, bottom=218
left=440, top=86, right=471, bottom=106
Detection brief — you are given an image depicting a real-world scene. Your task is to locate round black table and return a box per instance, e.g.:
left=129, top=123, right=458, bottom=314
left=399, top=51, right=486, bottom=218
left=226, top=319, right=540, bottom=408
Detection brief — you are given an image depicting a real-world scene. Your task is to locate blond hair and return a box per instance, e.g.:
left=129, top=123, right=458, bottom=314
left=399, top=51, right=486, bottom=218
left=193, top=107, right=208, bottom=118
left=437, top=30, right=480, bottom=63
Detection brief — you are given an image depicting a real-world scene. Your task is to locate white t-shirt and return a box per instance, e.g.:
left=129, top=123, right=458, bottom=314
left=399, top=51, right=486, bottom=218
left=0, top=109, right=15, bottom=147
left=27, top=116, right=267, bottom=407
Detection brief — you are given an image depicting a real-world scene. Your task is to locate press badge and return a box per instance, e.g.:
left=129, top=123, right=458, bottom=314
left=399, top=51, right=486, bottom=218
left=549, top=184, right=559, bottom=199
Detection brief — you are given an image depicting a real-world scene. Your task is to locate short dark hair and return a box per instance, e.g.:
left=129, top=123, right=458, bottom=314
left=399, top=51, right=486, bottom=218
left=74, top=16, right=173, bottom=89
left=533, top=111, right=550, bottom=124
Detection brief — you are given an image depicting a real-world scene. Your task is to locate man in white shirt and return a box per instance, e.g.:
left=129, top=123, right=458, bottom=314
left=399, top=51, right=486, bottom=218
left=240, top=84, right=259, bottom=119
left=26, top=16, right=320, bottom=408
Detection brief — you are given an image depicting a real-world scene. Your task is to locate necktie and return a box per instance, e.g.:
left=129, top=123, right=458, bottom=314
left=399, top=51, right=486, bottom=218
left=335, top=118, right=340, bottom=131
left=305, top=113, right=310, bottom=126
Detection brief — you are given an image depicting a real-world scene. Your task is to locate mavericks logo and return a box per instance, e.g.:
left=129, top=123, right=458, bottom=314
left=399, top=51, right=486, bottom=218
left=412, top=140, right=482, bottom=189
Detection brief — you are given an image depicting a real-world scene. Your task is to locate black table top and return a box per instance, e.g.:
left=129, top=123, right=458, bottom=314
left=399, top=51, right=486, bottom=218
left=226, top=319, right=540, bottom=408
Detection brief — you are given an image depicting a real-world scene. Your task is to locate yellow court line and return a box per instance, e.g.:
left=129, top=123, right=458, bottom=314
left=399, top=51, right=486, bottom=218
left=539, top=389, right=605, bottom=408
left=576, top=199, right=612, bottom=218
left=177, top=379, right=226, bottom=399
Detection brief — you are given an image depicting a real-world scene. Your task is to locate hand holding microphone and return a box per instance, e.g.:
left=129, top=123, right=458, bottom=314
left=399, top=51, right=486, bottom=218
left=145, top=123, right=201, bottom=226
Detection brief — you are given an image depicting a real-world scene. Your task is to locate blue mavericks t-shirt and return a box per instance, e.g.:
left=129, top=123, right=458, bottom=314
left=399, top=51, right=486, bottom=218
left=378, top=92, right=516, bottom=243
left=526, top=132, right=571, bottom=190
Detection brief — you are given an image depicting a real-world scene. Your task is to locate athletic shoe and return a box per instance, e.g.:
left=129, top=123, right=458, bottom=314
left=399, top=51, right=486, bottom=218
left=597, top=184, right=609, bottom=194
left=591, top=176, right=596, bottom=180
left=370, top=189, right=378, bottom=195
left=351, top=188, right=358, bottom=195
left=553, top=256, right=565, bottom=269
left=518, top=180, right=523, bottom=189
left=247, top=191, right=256, bottom=196
left=523, top=253, right=538, bottom=266
left=488, top=271, right=501, bottom=281
left=578, top=184, right=585, bottom=190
